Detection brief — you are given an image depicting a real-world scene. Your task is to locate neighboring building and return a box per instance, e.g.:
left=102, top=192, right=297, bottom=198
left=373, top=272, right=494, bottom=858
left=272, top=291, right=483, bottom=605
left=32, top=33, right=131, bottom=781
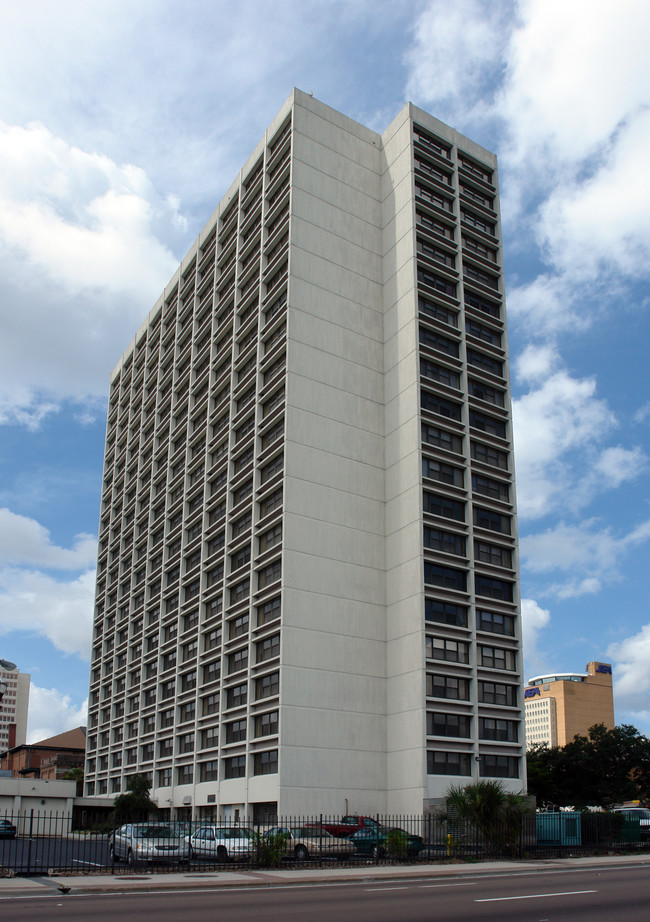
left=0, top=659, right=30, bottom=751
left=1, top=727, right=87, bottom=779
left=0, top=777, right=76, bottom=832
left=524, top=661, right=614, bottom=748
left=85, top=90, right=523, bottom=820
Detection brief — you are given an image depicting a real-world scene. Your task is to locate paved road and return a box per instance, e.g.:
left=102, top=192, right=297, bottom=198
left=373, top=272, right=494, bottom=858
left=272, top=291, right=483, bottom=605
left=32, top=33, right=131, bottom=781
left=3, top=863, right=650, bottom=921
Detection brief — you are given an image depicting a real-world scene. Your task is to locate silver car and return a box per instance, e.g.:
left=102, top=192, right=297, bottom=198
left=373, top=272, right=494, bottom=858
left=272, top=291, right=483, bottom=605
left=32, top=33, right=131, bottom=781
left=188, top=825, right=256, bottom=860
left=110, top=823, right=189, bottom=865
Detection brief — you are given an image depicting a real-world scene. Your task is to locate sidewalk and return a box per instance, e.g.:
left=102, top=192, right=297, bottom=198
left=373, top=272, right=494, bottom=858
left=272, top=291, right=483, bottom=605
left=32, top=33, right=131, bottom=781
left=2, top=852, right=650, bottom=897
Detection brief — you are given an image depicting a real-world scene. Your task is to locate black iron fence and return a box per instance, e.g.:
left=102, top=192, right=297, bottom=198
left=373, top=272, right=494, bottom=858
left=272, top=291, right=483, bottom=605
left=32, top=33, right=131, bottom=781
left=0, top=810, right=647, bottom=876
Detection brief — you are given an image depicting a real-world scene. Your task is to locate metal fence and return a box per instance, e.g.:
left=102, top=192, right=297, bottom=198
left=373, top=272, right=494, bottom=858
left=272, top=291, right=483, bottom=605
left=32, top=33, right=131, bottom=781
left=0, top=810, right=647, bottom=876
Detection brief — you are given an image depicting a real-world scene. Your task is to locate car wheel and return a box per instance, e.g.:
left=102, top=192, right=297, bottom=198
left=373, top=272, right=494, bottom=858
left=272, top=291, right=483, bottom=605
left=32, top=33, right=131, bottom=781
left=295, top=845, right=309, bottom=861
left=371, top=844, right=384, bottom=859
left=217, top=845, right=229, bottom=862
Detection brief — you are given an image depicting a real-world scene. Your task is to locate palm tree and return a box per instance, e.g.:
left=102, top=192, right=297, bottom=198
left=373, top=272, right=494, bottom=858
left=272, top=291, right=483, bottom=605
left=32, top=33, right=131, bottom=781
left=445, top=780, right=530, bottom=856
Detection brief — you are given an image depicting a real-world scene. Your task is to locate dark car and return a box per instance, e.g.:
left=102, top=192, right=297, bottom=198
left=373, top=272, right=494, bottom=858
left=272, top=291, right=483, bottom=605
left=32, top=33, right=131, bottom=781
left=350, top=826, right=424, bottom=858
left=0, top=819, right=17, bottom=839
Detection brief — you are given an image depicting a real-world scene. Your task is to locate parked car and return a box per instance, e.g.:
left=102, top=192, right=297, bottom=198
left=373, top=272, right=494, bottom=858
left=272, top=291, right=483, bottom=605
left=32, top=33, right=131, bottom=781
left=349, top=825, right=425, bottom=858
left=0, top=819, right=17, bottom=839
left=611, top=807, right=650, bottom=840
left=320, top=815, right=380, bottom=837
left=264, top=825, right=356, bottom=860
left=188, top=825, right=256, bottom=860
left=110, top=823, right=189, bottom=864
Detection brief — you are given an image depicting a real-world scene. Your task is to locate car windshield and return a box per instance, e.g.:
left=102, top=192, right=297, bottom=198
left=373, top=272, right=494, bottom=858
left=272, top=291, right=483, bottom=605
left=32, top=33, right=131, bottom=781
left=292, top=827, right=333, bottom=838
left=133, top=826, right=177, bottom=839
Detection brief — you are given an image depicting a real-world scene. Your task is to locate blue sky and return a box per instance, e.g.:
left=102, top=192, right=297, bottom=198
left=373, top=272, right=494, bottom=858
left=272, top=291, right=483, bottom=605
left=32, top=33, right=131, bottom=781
left=0, top=0, right=648, bottom=743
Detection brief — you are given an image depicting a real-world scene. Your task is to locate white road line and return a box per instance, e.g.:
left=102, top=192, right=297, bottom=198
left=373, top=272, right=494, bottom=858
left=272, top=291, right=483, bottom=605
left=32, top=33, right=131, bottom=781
left=366, top=886, right=410, bottom=891
left=475, top=889, right=597, bottom=902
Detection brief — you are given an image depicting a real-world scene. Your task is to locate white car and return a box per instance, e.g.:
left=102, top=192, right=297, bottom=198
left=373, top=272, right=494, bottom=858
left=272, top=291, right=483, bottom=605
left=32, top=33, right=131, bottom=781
left=110, top=823, right=189, bottom=864
left=188, top=825, right=256, bottom=860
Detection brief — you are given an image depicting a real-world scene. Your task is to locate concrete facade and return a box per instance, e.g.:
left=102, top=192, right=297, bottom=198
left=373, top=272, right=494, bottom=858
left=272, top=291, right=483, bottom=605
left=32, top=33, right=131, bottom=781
left=85, top=91, right=524, bottom=819
left=0, top=659, right=30, bottom=751
left=524, top=661, right=615, bottom=748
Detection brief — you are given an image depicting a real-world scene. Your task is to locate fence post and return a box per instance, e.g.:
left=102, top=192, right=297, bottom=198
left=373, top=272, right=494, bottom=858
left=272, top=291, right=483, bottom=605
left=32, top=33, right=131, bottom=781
left=26, top=809, right=34, bottom=874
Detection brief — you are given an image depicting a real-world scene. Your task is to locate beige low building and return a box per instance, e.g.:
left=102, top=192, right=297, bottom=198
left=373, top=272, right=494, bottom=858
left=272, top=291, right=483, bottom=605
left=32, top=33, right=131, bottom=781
left=524, top=661, right=614, bottom=748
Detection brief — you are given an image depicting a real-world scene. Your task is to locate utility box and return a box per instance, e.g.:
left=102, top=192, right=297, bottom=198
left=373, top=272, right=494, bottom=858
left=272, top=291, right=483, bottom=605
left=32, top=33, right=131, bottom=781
left=536, top=811, right=582, bottom=846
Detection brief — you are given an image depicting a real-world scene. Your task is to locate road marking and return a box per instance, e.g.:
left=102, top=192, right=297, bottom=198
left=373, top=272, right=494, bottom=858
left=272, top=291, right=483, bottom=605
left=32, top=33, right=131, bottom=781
left=419, top=882, right=477, bottom=889
left=72, top=860, right=105, bottom=867
left=475, top=889, right=597, bottom=902
left=366, top=886, right=410, bottom=891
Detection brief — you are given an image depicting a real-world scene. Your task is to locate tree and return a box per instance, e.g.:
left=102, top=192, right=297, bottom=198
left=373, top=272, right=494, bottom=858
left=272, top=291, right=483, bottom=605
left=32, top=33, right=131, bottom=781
left=445, top=780, right=532, bottom=855
left=526, top=724, right=650, bottom=808
left=62, top=766, right=84, bottom=797
left=113, top=774, right=158, bottom=822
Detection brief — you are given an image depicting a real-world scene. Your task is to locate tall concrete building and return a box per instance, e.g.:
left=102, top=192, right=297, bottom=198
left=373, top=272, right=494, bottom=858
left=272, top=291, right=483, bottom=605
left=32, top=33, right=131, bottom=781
left=85, top=91, right=524, bottom=820
left=525, top=661, right=614, bottom=749
left=0, top=659, right=30, bottom=751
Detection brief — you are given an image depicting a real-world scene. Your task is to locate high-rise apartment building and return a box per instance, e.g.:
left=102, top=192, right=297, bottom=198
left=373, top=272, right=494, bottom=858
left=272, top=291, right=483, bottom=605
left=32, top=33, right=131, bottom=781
left=0, top=659, right=30, bottom=750
left=85, top=91, right=523, bottom=819
left=525, top=661, right=614, bottom=748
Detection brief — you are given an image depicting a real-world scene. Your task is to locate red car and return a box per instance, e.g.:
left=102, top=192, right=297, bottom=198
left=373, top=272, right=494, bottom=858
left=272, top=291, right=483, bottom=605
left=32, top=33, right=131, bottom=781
left=320, top=816, right=380, bottom=837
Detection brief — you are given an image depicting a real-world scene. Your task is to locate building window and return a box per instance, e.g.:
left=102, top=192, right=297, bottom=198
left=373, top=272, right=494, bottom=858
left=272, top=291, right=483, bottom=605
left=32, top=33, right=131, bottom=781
left=256, top=633, right=280, bottom=662
left=423, top=526, right=465, bottom=556
left=258, top=596, right=280, bottom=625
left=259, top=523, right=282, bottom=553
left=224, top=755, right=246, bottom=779
left=475, top=541, right=512, bottom=568
left=480, top=754, right=519, bottom=778
left=467, top=349, right=502, bottom=377
left=427, top=751, right=471, bottom=775
left=202, top=693, right=220, bottom=715
left=202, top=726, right=219, bottom=749
left=419, top=325, right=459, bottom=356
left=472, top=474, right=509, bottom=502
left=426, top=674, right=470, bottom=700
left=469, top=410, right=506, bottom=438
left=228, top=647, right=249, bottom=674
left=422, top=458, right=464, bottom=487
left=258, top=560, right=281, bottom=589
left=425, top=599, right=468, bottom=628
left=421, top=391, right=462, bottom=421
left=178, top=731, right=194, bottom=754
left=423, top=491, right=465, bottom=522
left=421, top=424, right=462, bottom=455
left=473, top=506, right=510, bottom=535
left=201, top=760, right=219, bottom=782
left=226, top=683, right=248, bottom=709
left=230, top=545, right=251, bottom=571
left=475, top=575, right=514, bottom=601
left=226, top=719, right=247, bottom=743
left=479, top=645, right=516, bottom=671
left=261, top=453, right=284, bottom=483
left=230, top=578, right=250, bottom=604
left=255, top=710, right=279, bottom=738
left=177, top=764, right=194, bottom=785
left=427, top=712, right=471, bottom=738
left=256, top=671, right=279, bottom=700
left=478, top=680, right=517, bottom=706
left=260, top=488, right=283, bottom=518
left=426, top=636, right=469, bottom=664
left=203, top=659, right=221, bottom=684
left=424, top=563, right=467, bottom=592
left=180, top=700, right=196, bottom=722
left=477, top=609, right=515, bottom=636
left=479, top=717, right=518, bottom=742
left=160, top=679, right=176, bottom=700
left=159, top=738, right=174, bottom=758
left=229, top=613, right=249, bottom=638
left=254, top=750, right=278, bottom=775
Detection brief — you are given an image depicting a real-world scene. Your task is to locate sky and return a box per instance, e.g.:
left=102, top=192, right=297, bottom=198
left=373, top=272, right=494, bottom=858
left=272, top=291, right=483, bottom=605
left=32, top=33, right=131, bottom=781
left=0, top=0, right=648, bottom=745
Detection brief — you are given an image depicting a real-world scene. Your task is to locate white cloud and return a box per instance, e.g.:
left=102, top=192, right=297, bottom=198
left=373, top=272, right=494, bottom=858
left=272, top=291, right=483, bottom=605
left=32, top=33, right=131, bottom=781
left=27, top=685, right=88, bottom=744
left=520, top=518, right=650, bottom=597
left=405, top=0, right=515, bottom=127
left=608, top=624, right=650, bottom=719
left=514, top=343, right=559, bottom=384
left=0, top=121, right=184, bottom=425
left=520, top=597, right=550, bottom=673
left=513, top=371, right=615, bottom=517
left=0, top=508, right=97, bottom=569
left=593, top=446, right=646, bottom=489
left=0, top=567, right=95, bottom=659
